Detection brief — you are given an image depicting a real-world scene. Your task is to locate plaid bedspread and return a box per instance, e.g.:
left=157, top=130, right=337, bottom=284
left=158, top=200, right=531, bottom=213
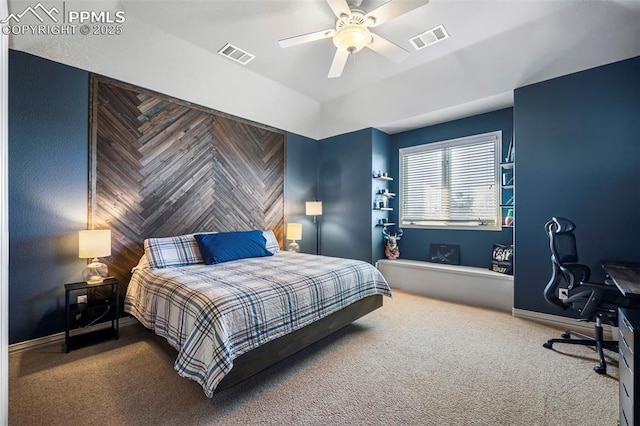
left=124, top=252, right=392, bottom=397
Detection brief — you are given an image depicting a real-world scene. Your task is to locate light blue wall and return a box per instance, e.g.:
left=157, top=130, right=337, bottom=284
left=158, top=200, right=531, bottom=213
left=513, top=56, right=640, bottom=315
left=9, top=50, right=89, bottom=343
left=388, top=109, right=514, bottom=267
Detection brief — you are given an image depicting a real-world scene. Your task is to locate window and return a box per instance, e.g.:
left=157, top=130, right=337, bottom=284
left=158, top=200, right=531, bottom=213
left=399, top=131, right=501, bottom=230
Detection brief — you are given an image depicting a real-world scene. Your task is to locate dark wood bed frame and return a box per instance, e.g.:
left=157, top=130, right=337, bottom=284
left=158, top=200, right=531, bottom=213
left=216, top=294, right=383, bottom=390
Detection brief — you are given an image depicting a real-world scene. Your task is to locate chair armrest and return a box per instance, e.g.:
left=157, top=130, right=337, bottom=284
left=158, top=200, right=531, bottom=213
left=577, top=281, right=620, bottom=320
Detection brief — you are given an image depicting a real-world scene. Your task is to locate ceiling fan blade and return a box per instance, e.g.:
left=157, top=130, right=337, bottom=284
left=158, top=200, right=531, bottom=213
left=365, top=0, right=429, bottom=27
left=326, top=0, right=351, bottom=19
left=278, top=29, right=335, bottom=48
left=367, top=33, right=410, bottom=63
left=328, top=49, right=349, bottom=78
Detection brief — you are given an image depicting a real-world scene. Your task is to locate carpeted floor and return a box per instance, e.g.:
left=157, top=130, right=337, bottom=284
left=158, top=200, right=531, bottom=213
left=9, top=290, right=619, bottom=425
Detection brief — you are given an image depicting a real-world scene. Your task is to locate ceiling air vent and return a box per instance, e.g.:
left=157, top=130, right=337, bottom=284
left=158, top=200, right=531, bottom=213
left=409, top=25, right=449, bottom=51
left=218, top=43, right=255, bottom=65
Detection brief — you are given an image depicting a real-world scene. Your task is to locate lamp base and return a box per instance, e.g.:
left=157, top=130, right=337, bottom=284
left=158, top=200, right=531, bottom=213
left=287, top=241, right=300, bottom=253
left=82, top=259, right=108, bottom=284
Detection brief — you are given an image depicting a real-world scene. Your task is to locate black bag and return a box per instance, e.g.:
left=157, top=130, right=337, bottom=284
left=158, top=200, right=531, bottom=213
left=491, top=244, right=513, bottom=275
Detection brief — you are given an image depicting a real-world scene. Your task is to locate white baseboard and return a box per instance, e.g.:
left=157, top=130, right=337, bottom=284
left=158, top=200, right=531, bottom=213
left=8, top=316, right=138, bottom=354
left=512, top=308, right=617, bottom=341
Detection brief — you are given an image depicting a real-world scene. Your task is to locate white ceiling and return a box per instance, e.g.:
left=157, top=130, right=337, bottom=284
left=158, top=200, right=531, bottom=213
left=7, top=0, right=640, bottom=139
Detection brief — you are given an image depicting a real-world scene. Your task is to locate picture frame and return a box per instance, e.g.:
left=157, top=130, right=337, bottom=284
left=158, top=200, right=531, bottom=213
left=428, top=243, right=460, bottom=265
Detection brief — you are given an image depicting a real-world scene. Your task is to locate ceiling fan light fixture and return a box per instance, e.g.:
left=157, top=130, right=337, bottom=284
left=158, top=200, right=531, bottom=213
left=333, top=24, right=371, bottom=53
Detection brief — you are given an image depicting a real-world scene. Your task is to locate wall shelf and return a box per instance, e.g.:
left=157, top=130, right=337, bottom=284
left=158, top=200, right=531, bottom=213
left=501, top=157, right=514, bottom=227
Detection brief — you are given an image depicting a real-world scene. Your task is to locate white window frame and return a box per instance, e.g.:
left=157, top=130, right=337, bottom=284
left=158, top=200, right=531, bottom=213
left=399, top=131, right=502, bottom=231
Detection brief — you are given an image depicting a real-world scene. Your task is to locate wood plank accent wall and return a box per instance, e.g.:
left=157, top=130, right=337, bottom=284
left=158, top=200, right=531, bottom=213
left=89, top=75, right=285, bottom=290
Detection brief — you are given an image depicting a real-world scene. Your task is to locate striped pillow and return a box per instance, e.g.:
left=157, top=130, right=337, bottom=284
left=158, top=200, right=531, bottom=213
left=144, top=234, right=205, bottom=269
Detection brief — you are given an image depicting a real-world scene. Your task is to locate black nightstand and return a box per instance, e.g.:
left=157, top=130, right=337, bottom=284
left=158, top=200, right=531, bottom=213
left=64, top=278, right=119, bottom=352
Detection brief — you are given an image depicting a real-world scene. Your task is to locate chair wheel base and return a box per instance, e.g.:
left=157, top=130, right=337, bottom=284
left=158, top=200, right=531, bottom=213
left=543, top=342, right=553, bottom=349
left=561, top=332, right=571, bottom=339
left=593, top=365, right=607, bottom=374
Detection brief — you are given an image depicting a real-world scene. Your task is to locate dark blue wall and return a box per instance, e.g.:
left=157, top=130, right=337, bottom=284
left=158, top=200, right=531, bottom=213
left=9, top=47, right=638, bottom=343
left=285, top=133, right=319, bottom=254
left=9, top=50, right=89, bottom=344
left=514, top=56, right=640, bottom=315
left=318, top=128, right=373, bottom=262
left=389, top=109, right=514, bottom=267
left=291, top=128, right=390, bottom=264
left=371, top=129, right=391, bottom=262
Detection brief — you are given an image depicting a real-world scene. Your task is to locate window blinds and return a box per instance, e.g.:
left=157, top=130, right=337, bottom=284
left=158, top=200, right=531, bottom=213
left=400, top=132, right=500, bottom=229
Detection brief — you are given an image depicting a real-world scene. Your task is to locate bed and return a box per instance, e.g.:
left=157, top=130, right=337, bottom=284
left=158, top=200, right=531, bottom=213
left=124, top=230, right=392, bottom=397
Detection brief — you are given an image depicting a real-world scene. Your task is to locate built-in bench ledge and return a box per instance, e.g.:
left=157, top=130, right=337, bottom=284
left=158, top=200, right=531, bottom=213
left=376, top=259, right=514, bottom=312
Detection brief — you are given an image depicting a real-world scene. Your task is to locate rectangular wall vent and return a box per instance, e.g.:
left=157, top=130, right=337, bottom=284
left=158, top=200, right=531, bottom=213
left=218, top=43, right=255, bottom=65
left=409, top=25, right=449, bottom=51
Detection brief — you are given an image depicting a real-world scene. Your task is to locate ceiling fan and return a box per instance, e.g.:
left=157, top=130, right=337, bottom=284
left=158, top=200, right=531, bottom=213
left=278, top=0, right=429, bottom=78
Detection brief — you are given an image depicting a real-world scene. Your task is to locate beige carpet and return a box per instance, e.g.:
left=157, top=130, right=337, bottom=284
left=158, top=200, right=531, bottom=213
left=9, top=291, right=619, bottom=425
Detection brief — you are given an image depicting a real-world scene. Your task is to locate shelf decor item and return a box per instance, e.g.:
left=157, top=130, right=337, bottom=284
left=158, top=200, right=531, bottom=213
left=382, top=226, right=403, bottom=260
left=78, top=229, right=111, bottom=284
left=286, top=223, right=302, bottom=253
left=505, top=136, right=515, bottom=163
left=505, top=209, right=514, bottom=227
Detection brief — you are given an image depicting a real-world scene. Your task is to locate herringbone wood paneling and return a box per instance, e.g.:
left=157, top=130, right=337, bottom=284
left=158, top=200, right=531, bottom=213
left=89, top=76, right=285, bottom=289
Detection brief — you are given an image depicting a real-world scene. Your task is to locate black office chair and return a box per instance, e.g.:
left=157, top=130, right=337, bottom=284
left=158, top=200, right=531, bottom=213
left=542, top=217, right=638, bottom=374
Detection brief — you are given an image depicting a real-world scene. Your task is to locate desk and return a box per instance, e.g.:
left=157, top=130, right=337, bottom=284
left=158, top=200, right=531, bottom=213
left=601, top=261, right=640, bottom=425
left=618, top=308, right=639, bottom=426
left=601, top=260, right=640, bottom=297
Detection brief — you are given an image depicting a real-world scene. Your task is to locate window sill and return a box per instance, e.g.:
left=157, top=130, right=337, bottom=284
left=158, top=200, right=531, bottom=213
left=401, top=223, right=503, bottom=231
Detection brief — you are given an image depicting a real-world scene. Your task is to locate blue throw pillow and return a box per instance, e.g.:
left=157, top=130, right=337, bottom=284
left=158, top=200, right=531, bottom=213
left=195, top=231, right=273, bottom=265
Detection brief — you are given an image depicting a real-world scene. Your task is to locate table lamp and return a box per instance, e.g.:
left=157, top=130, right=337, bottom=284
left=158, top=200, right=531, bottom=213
left=78, top=229, right=111, bottom=284
left=286, top=223, right=302, bottom=253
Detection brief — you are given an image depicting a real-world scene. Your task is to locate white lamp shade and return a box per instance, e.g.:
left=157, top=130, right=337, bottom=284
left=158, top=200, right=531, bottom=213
left=305, top=201, right=323, bottom=216
left=286, top=223, right=302, bottom=241
left=78, top=230, right=111, bottom=259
